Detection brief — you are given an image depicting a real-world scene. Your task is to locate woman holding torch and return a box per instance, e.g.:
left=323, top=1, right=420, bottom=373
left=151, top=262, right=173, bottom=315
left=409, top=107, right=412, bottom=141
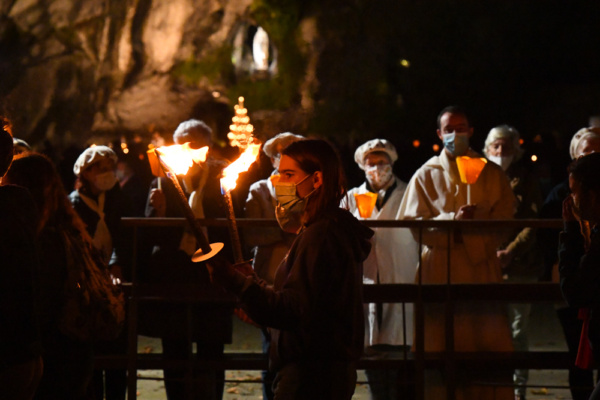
left=208, top=139, right=374, bottom=399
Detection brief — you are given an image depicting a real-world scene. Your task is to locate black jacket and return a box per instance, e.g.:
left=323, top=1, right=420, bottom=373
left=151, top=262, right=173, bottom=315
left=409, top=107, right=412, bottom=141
left=237, top=208, right=373, bottom=370
left=559, top=221, right=600, bottom=360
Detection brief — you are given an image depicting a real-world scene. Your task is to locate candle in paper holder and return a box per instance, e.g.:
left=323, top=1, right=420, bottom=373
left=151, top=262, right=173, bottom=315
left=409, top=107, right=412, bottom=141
left=456, top=156, right=487, bottom=204
left=353, top=192, right=378, bottom=218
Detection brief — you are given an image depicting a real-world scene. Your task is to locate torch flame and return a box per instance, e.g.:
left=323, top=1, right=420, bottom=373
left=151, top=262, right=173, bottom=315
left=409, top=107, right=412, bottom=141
left=148, top=143, right=209, bottom=176
left=221, top=143, right=261, bottom=193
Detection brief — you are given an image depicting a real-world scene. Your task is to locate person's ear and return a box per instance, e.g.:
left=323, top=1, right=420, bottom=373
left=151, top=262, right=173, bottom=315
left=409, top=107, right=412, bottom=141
left=313, top=171, right=323, bottom=189
left=436, top=129, right=443, bottom=141
left=467, top=127, right=474, bottom=139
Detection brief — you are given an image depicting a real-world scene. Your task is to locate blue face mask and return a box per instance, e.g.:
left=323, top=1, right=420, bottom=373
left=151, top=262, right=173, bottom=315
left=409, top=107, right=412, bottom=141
left=442, top=132, right=469, bottom=156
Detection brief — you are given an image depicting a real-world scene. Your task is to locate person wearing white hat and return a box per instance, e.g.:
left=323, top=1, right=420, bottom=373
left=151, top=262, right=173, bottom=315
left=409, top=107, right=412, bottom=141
left=69, top=145, right=132, bottom=400
left=243, top=131, right=304, bottom=400
left=345, top=138, right=418, bottom=400
left=398, top=106, right=516, bottom=400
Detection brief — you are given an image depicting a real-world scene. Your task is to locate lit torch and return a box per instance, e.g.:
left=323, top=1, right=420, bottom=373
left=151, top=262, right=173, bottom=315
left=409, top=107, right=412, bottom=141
left=220, top=143, right=261, bottom=263
left=147, top=143, right=224, bottom=262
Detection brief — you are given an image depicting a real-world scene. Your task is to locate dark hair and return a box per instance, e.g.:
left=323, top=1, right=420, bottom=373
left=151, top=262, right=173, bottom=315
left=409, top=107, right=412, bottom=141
left=0, top=126, right=13, bottom=176
left=4, top=152, right=90, bottom=238
left=568, top=152, right=600, bottom=193
left=437, top=105, right=470, bottom=129
left=281, top=139, right=347, bottom=224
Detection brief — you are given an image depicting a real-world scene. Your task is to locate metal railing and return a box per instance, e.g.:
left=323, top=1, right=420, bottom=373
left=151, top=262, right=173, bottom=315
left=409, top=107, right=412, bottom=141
left=116, top=217, right=567, bottom=400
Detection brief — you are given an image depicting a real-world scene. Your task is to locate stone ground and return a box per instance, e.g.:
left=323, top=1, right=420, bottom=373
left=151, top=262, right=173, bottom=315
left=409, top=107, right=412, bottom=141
left=131, top=303, right=577, bottom=399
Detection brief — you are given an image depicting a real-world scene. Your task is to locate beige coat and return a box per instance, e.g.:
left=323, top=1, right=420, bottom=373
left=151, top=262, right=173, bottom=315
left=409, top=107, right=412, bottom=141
left=398, top=149, right=516, bottom=400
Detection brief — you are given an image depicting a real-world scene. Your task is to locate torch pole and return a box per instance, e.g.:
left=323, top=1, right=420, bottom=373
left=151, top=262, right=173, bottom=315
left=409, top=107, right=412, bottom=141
left=155, top=151, right=212, bottom=255
left=223, top=190, right=244, bottom=264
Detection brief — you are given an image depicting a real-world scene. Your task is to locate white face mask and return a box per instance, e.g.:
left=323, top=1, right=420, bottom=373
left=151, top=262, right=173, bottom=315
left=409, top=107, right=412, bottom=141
left=93, top=171, right=117, bottom=192
left=488, top=155, right=514, bottom=171
left=365, top=164, right=393, bottom=189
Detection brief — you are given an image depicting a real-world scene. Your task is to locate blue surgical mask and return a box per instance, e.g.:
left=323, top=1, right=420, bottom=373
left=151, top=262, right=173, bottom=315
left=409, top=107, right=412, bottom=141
left=442, top=132, right=470, bottom=156
left=274, top=174, right=315, bottom=233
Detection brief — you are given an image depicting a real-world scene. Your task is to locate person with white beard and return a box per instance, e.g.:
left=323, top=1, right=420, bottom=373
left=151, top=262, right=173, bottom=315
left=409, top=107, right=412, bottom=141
left=345, top=138, right=419, bottom=400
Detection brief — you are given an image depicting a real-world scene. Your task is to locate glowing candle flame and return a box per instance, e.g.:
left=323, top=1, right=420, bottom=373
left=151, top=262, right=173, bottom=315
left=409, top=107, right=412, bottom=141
left=221, top=143, right=261, bottom=193
left=456, top=156, right=487, bottom=185
left=147, top=143, right=209, bottom=177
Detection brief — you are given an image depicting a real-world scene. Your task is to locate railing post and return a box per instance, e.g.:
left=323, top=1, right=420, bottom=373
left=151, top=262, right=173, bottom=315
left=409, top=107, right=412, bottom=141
left=126, top=225, right=139, bottom=399
left=445, top=226, right=456, bottom=400
left=415, top=226, right=425, bottom=400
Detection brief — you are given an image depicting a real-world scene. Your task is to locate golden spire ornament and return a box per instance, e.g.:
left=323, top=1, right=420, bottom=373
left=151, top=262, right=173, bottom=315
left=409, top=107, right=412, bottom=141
left=227, top=96, right=254, bottom=150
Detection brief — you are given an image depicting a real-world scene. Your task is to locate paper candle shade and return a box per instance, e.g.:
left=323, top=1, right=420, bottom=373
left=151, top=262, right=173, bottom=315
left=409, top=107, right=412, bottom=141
left=456, top=156, right=487, bottom=184
left=147, top=149, right=166, bottom=178
left=353, top=192, right=378, bottom=218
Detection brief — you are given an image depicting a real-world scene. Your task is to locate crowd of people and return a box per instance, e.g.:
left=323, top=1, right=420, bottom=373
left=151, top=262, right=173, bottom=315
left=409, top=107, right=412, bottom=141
left=1, top=106, right=600, bottom=400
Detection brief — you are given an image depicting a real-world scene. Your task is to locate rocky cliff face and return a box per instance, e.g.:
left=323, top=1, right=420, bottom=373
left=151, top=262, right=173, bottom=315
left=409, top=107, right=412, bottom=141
left=1, top=0, right=313, bottom=148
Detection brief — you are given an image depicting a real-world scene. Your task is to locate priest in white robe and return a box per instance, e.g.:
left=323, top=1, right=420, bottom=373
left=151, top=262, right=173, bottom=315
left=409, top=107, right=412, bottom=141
left=398, top=106, right=516, bottom=400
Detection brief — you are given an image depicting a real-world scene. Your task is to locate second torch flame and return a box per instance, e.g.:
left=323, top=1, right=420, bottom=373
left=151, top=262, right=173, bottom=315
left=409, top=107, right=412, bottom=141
left=220, top=143, right=262, bottom=263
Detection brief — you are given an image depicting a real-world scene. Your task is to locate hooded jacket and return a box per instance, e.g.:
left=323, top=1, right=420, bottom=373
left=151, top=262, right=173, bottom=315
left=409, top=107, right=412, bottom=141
left=235, top=207, right=373, bottom=370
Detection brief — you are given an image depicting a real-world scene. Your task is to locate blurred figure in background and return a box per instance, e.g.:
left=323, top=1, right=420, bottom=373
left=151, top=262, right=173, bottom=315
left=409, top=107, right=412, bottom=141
left=0, top=124, right=43, bottom=400
left=539, top=127, right=600, bottom=400
left=245, top=132, right=304, bottom=282
left=115, top=145, right=151, bottom=217
left=346, top=138, right=418, bottom=400
left=4, top=153, right=96, bottom=399
left=484, top=125, right=543, bottom=400
left=559, top=152, right=600, bottom=400
left=13, top=137, right=32, bottom=155
left=244, top=131, right=304, bottom=399
left=70, top=145, right=132, bottom=400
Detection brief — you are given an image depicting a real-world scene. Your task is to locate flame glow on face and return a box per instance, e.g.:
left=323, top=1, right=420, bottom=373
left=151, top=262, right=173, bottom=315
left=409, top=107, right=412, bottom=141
left=221, top=143, right=261, bottom=192
left=156, top=143, right=209, bottom=175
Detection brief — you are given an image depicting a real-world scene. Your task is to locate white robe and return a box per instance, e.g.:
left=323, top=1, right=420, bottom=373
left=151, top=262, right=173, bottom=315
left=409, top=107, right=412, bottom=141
left=347, top=177, right=419, bottom=347
left=398, top=149, right=516, bottom=400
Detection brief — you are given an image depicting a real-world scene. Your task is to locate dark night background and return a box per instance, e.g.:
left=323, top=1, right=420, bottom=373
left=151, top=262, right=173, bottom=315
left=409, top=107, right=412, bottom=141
left=1, top=0, right=600, bottom=192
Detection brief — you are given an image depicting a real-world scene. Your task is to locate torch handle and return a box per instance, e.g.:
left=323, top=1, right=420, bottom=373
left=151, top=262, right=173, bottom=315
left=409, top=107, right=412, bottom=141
left=224, top=191, right=244, bottom=264
left=166, top=172, right=213, bottom=254
left=155, top=151, right=212, bottom=254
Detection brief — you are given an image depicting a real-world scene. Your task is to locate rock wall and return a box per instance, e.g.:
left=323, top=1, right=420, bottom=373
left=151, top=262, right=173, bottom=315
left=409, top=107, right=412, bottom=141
left=1, top=0, right=306, bottom=149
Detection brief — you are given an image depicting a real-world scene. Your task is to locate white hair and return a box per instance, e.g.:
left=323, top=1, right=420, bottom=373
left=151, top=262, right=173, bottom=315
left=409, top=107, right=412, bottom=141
left=569, top=127, right=600, bottom=160
left=483, top=125, right=524, bottom=160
